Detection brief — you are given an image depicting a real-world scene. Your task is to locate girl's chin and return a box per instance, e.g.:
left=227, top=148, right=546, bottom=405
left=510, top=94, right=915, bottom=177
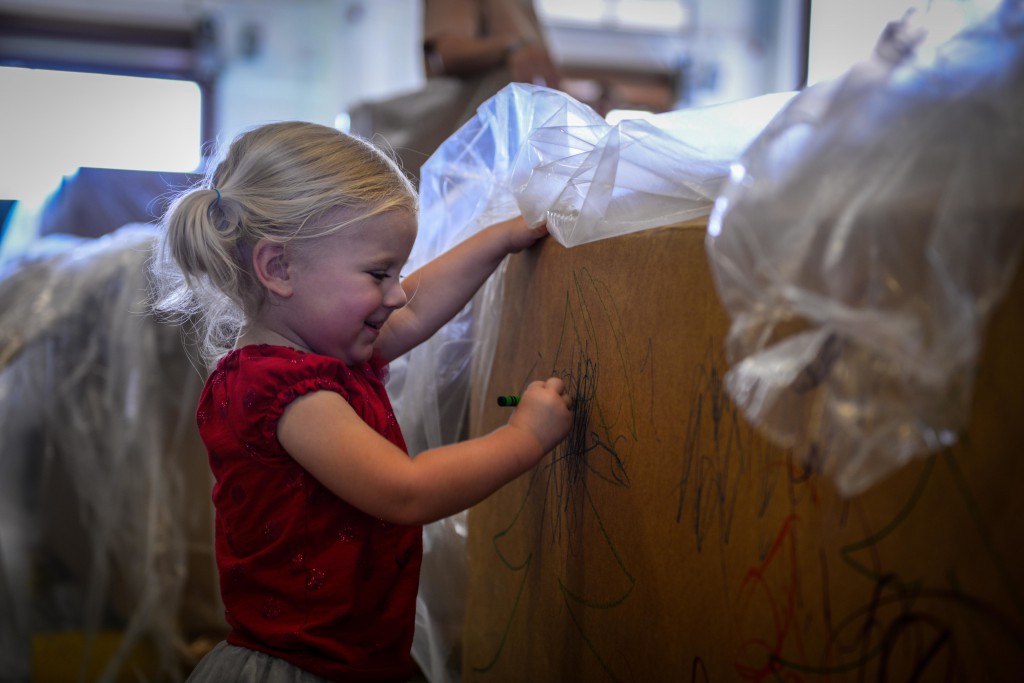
left=341, top=344, right=375, bottom=365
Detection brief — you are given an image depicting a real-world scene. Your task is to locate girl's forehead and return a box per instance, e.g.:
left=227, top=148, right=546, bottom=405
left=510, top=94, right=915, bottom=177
left=304, top=204, right=408, bottom=238
left=317, top=209, right=417, bottom=257
left=345, top=209, right=417, bottom=241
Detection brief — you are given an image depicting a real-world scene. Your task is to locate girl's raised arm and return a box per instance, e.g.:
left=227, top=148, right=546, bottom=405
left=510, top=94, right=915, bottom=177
left=375, top=216, right=547, bottom=362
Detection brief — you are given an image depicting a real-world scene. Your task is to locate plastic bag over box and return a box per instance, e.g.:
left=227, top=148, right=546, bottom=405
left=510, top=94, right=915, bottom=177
left=706, top=1, right=1024, bottom=497
left=397, top=84, right=793, bottom=455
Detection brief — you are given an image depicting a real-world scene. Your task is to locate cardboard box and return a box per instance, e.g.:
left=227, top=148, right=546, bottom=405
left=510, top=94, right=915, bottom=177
left=465, top=220, right=1024, bottom=681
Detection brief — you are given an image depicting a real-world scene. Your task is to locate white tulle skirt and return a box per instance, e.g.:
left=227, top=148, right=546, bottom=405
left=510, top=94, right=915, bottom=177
left=186, top=642, right=329, bottom=683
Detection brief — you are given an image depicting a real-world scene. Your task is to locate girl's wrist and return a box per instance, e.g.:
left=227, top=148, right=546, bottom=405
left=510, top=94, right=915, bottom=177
left=496, top=424, right=546, bottom=469
left=503, top=221, right=520, bottom=255
left=484, top=220, right=517, bottom=258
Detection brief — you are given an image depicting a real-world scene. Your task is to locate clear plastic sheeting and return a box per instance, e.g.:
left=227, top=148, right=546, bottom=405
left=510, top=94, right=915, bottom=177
left=0, top=225, right=221, bottom=682
left=397, top=83, right=790, bottom=681
left=706, top=1, right=1024, bottom=497
left=514, top=91, right=797, bottom=247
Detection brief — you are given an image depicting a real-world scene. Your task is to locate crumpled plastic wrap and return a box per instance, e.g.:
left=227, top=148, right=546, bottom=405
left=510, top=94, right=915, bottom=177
left=0, top=225, right=220, bottom=681
left=513, top=91, right=796, bottom=247
left=396, top=83, right=791, bottom=682
left=706, top=1, right=1024, bottom=497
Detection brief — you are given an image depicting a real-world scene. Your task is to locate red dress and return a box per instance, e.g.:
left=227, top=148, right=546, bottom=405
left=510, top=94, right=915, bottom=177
left=197, top=345, right=423, bottom=682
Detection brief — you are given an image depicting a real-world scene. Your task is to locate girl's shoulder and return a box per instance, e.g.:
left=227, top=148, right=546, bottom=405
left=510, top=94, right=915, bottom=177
left=217, top=344, right=345, bottom=383
left=200, top=345, right=389, bottom=448
left=211, top=344, right=387, bottom=395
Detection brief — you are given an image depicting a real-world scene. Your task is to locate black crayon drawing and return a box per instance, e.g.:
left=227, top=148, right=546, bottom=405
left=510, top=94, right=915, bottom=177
left=675, top=337, right=783, bottom=556
left=472, top=267, right=652, bottom=681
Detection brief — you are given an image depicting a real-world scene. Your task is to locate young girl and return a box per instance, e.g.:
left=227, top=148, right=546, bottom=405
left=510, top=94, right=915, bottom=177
left=152, top=121, right=572, bottom=682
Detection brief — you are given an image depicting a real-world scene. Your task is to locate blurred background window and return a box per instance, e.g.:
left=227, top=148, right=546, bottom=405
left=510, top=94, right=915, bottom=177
left=0, top=67, right=202, bottom=204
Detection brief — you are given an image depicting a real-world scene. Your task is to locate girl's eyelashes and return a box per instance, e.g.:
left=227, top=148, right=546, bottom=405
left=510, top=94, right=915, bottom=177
left=368, top=264, right=408, bottom=281
left=369, top=269, right=408, bottom=281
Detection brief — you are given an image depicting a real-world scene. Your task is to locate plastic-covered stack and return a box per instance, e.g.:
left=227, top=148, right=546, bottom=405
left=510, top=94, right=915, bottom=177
left=706, top=1, right=1024, bottom=496
left=0, top=226, right=221, bottom=682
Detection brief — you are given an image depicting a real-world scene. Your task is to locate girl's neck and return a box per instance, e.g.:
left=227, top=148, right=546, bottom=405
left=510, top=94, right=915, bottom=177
left=235, top=328, right=309, bottom=354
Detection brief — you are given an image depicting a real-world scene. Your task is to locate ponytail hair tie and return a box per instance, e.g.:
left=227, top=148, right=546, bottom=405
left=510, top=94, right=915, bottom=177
left=212, top=188, right=221, bottom=207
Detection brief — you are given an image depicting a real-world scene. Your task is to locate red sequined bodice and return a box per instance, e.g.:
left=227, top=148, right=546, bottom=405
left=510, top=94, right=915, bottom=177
left=197, top=345, right=422, bottom=682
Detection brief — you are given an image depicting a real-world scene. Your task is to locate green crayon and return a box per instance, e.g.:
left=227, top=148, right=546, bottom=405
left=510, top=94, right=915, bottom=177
left=496, top=394, right=520, bottom=407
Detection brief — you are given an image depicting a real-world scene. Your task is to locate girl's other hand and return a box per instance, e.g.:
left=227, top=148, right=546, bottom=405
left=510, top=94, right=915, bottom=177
left=497, top=215, right=549, bottom=254
left=507, top=377, right=573, bottom=456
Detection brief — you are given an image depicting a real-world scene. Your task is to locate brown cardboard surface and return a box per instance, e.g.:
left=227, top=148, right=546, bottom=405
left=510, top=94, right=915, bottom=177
left=464, top=220, right=1024, bottom=682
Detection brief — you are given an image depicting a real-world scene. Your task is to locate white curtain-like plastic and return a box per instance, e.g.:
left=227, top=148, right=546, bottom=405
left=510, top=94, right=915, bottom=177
left=0, top=225, right=217, bottom=682
left=398, top=84, right=791, bottom=682
left=706, top=1, right=1024, bottom=496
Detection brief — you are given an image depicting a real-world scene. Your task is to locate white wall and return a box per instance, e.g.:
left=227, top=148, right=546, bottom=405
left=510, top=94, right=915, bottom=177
left=686, top=0, right=806, bottom=107
left=212, top=0, right=423, bottom=143
left=807, top=0, right=1003, bottom=85
left=0, top=0, right=423, bottom=146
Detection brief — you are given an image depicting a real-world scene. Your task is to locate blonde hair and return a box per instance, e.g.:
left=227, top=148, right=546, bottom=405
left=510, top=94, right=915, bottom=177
left=151, top=121, right=417, bottom=367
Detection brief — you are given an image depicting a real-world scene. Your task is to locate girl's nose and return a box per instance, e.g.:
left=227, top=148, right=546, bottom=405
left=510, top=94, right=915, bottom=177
left=384, top=280, right=408, bottom=309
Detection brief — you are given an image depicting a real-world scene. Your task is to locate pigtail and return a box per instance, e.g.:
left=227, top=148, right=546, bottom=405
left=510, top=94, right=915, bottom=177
left=169, top=191, right=227, bottom=283
left=151, top=186, right=250, bottom=366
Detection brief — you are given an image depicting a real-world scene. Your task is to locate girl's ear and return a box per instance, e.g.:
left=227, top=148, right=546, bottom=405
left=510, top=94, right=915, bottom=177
left=252, top=239, right=293, bottom=297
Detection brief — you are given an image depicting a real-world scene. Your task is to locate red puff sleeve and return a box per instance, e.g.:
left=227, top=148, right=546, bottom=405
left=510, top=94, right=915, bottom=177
left=203, top=345, right=404, bottom=461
